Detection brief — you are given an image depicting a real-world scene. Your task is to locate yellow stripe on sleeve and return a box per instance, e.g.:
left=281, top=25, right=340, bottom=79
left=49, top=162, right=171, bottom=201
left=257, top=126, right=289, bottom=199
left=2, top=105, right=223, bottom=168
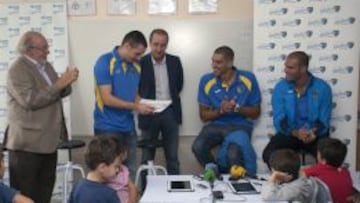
left=239, top=75, right=252, bottom=91
left=133, top=62, right=141, bottom=73
left=95, top=82, right=104, bottom=112
left=204, top=78, right=216, bottom=95
left=109, top=57, right=116, bottom=76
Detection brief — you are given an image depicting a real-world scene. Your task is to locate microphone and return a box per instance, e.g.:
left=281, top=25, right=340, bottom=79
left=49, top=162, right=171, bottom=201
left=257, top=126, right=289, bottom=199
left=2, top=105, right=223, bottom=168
left=203, top=162, right=219, bottom=188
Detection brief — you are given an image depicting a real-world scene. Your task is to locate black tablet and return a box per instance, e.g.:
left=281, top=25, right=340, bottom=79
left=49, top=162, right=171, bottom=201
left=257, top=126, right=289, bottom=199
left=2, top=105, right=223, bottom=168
left=228, top=181, right=259, bottom=194
left=167, top=180, right=195, bottom=192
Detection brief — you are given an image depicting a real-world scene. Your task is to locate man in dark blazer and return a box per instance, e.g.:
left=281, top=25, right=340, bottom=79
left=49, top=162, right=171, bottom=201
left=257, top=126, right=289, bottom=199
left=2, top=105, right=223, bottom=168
left=138, top=29, right=184, bottom=174
left=6, top=31, right=79, bottom=203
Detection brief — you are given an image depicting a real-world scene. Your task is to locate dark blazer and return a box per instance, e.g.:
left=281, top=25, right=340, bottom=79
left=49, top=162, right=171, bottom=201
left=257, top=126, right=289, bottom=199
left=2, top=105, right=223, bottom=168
left=138, top=53, right=184, bottom=130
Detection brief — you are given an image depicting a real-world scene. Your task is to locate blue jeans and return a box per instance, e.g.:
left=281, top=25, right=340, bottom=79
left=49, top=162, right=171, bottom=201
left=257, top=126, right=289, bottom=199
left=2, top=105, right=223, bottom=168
left=140, top=107, right=180, bottom=174
left=192, top=123, right=256, bottom=173
left=94, top=129, right=137, bottom=180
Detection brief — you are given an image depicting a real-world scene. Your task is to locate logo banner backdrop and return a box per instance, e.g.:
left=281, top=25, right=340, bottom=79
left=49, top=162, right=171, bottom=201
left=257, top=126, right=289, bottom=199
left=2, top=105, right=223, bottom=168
left=253, top=0, right=360, bottom=172
left=0, top=0, right=71, bottom=141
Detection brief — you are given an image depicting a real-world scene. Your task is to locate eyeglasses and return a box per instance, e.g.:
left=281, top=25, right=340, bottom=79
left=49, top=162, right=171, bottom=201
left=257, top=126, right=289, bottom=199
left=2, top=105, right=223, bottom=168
left=30, top=46, right=49, bottom=52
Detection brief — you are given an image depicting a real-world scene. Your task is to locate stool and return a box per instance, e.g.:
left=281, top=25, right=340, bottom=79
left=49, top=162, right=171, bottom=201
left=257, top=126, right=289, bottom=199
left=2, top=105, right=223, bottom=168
left=56, top=140, right=86, bottom=203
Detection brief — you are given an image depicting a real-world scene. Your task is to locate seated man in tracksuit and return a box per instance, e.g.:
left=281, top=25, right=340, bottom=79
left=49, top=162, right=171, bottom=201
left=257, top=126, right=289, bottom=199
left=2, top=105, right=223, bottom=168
left=192, top=46, right=261, bottom=174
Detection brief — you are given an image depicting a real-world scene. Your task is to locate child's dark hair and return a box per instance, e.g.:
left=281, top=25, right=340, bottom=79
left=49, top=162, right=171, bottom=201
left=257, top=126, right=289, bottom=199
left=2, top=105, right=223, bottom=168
left=85, top=136, right=125, bottom=170
left=269, top=149, right=300, bottom=180
left=317, top=137, right=347, bottom=167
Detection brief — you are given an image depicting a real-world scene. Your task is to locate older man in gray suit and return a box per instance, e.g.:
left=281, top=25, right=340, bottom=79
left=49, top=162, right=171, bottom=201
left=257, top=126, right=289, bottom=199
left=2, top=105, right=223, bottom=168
left=5, top=31, right=79, bottom=203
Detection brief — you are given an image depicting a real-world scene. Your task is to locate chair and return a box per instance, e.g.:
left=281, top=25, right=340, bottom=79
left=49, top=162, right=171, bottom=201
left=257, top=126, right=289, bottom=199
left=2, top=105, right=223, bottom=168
left=135, top=160, right=167, bottom=187
left=56, top=139, right=86, bottom=203
left=314, top=177, right=333, bottom=203
left=136, top=137, right=167, bottom=191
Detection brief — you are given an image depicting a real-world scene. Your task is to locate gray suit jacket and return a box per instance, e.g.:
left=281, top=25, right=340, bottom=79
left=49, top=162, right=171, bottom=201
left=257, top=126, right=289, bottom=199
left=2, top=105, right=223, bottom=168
left=5, top=56, right=71, bottom=153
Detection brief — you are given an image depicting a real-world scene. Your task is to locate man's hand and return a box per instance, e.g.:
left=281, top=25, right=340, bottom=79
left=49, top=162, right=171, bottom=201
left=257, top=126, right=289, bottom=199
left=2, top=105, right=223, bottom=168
left=220, top=97, right=236, bottom=114
left=55, top=67, right=79, bottom=90
left=303, top=128, right=316, bottom=144
left=292, top=128, right=317, bottom=144
left=135, top=103, right=154, bottom=115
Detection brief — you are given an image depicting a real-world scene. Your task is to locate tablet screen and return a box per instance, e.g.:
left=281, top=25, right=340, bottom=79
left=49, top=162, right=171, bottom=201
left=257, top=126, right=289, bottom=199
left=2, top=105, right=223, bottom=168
left=228, top=182, right=258, bottom=194
left=167, top=180, right=194, bottom=192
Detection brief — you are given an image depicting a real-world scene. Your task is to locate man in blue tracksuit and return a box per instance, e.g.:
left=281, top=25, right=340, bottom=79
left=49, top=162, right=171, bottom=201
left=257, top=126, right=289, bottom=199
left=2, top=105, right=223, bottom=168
left=192, top=46, right=261, bottom=175
left=262, top=51, right=332, bottom=167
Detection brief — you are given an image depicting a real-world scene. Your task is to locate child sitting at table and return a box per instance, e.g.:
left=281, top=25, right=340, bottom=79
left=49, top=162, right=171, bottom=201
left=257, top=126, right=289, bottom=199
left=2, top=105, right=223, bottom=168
left=108, top=145, right=138, bottom=203
left=261, top=149, right=317, bottom=203
left=302, top=138, right=353, bottom=203
left=69, top=136, right=123, bottom=203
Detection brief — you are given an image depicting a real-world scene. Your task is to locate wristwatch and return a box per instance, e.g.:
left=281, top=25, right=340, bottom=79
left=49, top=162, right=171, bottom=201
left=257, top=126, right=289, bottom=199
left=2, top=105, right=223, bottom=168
left=234, top=103, right=241, bottom=113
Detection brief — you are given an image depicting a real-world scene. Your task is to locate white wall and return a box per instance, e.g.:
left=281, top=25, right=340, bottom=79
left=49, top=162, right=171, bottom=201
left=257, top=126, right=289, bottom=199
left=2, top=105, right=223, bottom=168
left=68, top=19, right=253, bottom=136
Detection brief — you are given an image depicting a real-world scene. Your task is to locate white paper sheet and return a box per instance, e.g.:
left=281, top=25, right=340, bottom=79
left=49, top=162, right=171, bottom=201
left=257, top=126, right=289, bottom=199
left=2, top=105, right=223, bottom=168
left=140, top=99, right=171, bottom=113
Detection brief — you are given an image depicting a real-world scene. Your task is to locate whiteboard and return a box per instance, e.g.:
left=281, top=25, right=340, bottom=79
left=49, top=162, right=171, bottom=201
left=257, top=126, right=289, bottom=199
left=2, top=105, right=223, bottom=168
left=68, top=19, right=253, bottom=136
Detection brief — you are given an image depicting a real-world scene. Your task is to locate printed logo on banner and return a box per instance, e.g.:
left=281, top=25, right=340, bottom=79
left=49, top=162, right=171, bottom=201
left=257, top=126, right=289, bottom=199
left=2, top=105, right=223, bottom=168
left=19, top=16, right=31, bottom=26
left=0, top=109, right=6, bottom=118
left=261, top=88, right=274, bottom=97
left=30, top=4, right=42, bottom=14
left=333, top=90, right=352, bottom=99
left=332, top=66, right=353, bottom=74
left=293, top=30, right=313, bottom=38
left=8, top=50, right=17, bottom=61
left=282, top=19, right=301, bottom=26
left=269, top=31, right=287, bottom=39
left=334, top=17, right=356, bottom=25
left=257, top=42, right=276, bottom=50
left=307, top=42, right=327, bottom=50
left=0, top=40, right=8, bottom=49
left=54, top=49, right=65, bottom=59
left=268, top=54, right=286, bottom=61
left=31, top=27, right=42, bottom=32
left=294, top=6, right=314, bottom=14
left=53, top=4, right=65, bottom=14
left=318, top=54, right=338, bottom=62
left=282, top=42, right=301, bottom=50
left=330, top=126, right=336, bottom=133
left=331, top=114, right=352, bottom=122
left=332, top=102, right=337, bottom=109
left=333, top=42, right=354, bottom=50
left=258, top=19, right=277, bottom=27
left=258, top=0, right=277, bottom=4
left=309, top=66, right=326, bottom=74
left=266, top=77, right=283, bottom=85
left=320, top=5, right=341, bottom=14
left=0, top=85, right=6, bottom=96
left=46, top=38, right=53, bottom=47
left=269, top=8, right=288, bottom=15
left=54, top=27, right=65, bottom=36
left=7, top=5, right=20, bottom=15
left=325, top=78, right=338, bottom=86
left=0, top=17, right=8, bottom=26
left=0, top=62, right=8, bottom=71
left=8, top=28, right=20, bottom=38
left=308, top=18, right=328, bottom=26
left=41, top=16, right=53, bottom=25
left=256, top=65, right=275, bottom=73
left=319, top=30, right=340, bottom=38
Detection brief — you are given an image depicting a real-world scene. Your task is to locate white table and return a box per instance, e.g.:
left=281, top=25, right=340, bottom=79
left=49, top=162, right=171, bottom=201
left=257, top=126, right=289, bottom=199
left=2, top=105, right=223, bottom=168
left=139, top=175, right=286, bottom=203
